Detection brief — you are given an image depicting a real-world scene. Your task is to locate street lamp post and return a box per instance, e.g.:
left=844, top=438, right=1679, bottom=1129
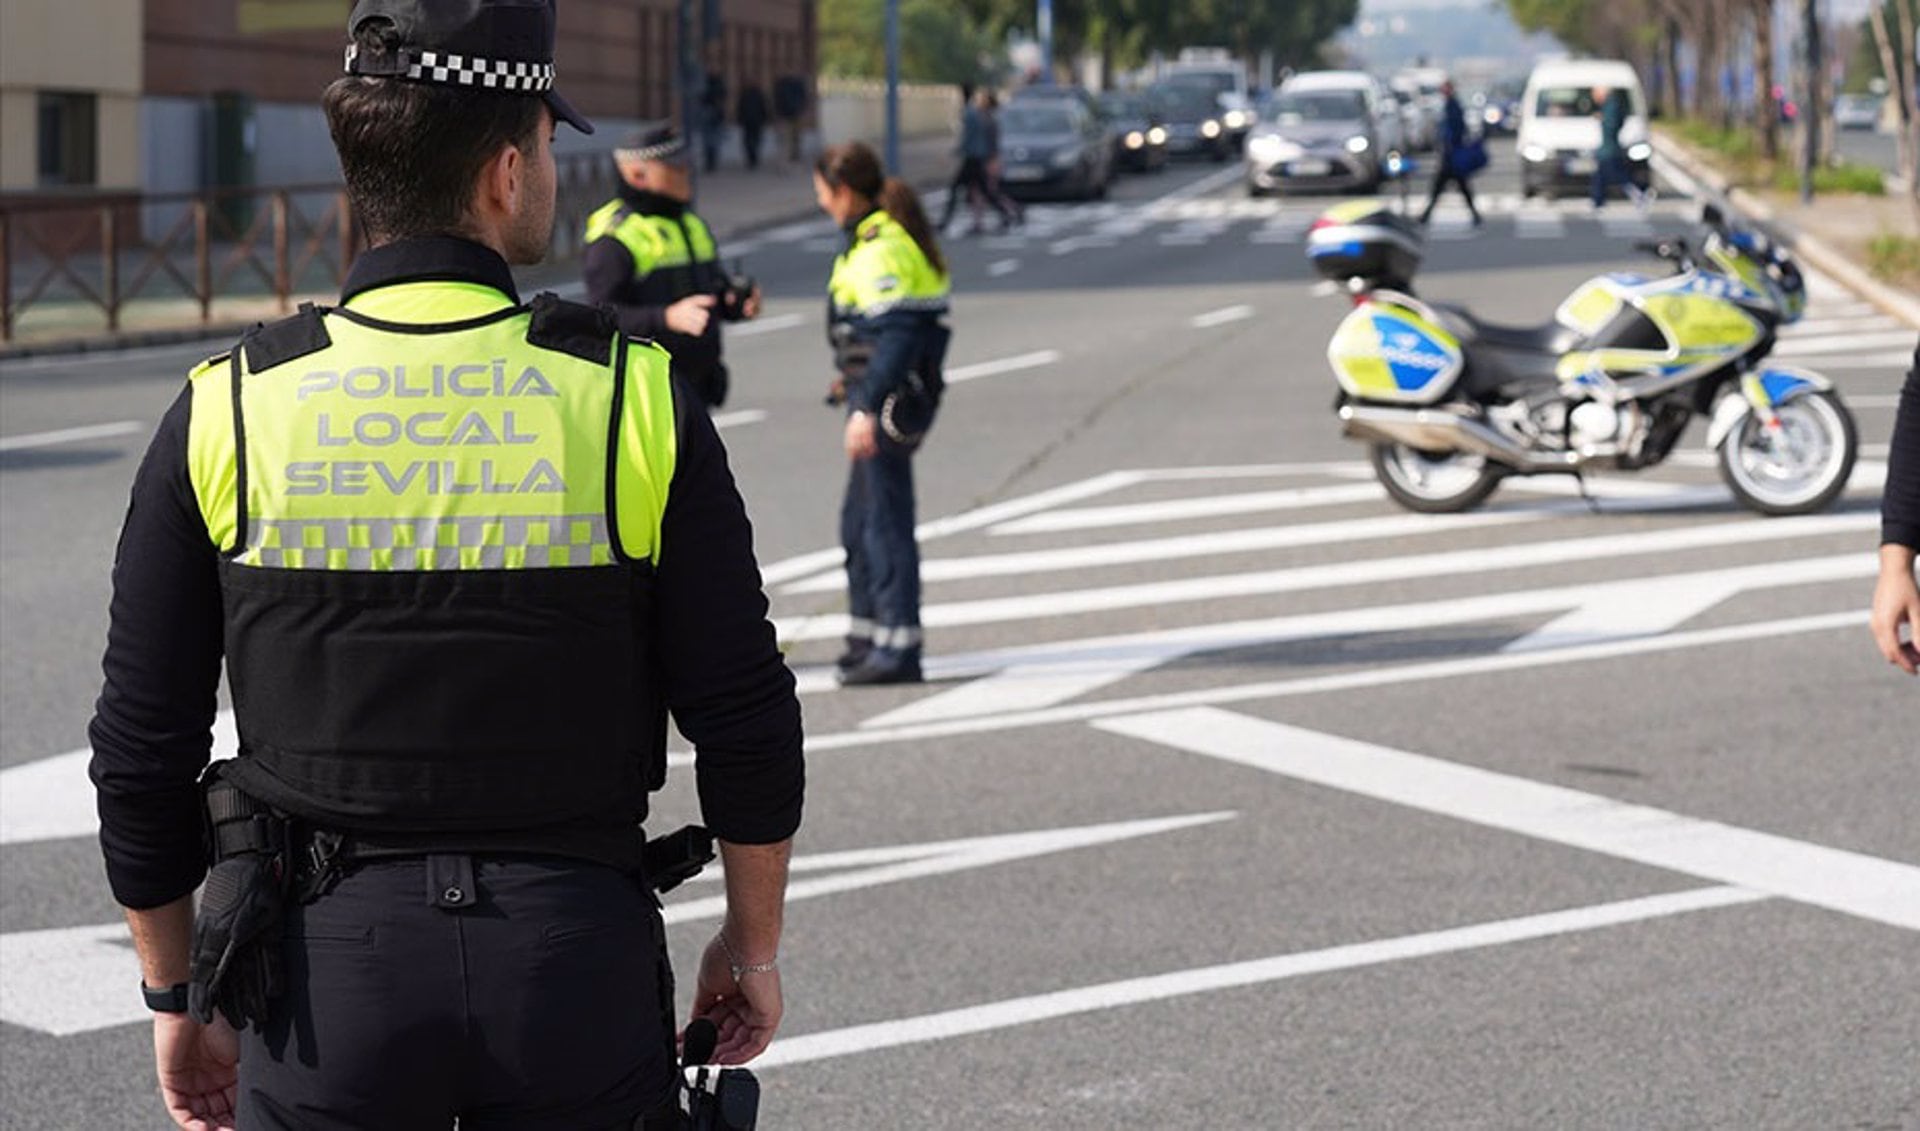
left=885, top=0, right=901, bottom=172
left=1038, top=0, right=1054, bottom=85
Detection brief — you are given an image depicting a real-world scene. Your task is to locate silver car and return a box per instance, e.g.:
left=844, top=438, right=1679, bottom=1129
left=1244, top=87, right=1385, bottom=196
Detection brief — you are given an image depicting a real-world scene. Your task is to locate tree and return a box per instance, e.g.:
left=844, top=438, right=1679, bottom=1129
left=819, top=0, right=997, bottom=84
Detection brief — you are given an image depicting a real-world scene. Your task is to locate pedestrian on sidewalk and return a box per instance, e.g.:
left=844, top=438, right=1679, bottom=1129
left=1871, top=345, right=1920, bottom=674
left=813, top=141, right=952, bottom=685
left=1590, top=84, right=1648, bottom=211
left=89, top=3, right=803, bottom=1128
left=583, top=124, right=763, bottom=409
left=700, top=73, right=727, bottom=173
left=774, top=74, right=808, bottom=163
left=737, top=80, right=770, bottom=170
left=1419, top=81, right=1483, bottom=227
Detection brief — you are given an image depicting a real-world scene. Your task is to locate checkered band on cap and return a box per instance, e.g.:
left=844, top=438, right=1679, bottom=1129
left=615, top=138, right=687, bottom=162
left=345, top=44, right=555, bottom=92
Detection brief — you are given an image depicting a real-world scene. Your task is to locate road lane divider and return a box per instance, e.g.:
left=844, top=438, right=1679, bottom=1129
left=0, top=421, right=145, bottom=452
left=1189, top=305, right=1254, bottom=329
left=944, top=350, right=1063, bottom=386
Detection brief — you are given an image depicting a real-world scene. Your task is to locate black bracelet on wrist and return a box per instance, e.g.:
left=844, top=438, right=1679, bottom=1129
left=141, top=981, right=190, bottom=1014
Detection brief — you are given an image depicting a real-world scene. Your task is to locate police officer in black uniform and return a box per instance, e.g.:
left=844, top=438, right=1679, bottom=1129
left=88, top=3, right=803, bottom=1128
left=583, top=124, right=762, bottom=409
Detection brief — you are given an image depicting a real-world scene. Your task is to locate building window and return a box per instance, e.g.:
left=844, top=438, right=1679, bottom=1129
left=37, top=92, right=98, bottom=187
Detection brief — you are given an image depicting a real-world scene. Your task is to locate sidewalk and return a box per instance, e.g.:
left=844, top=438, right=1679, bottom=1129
left=1, top=132, right=957, bottom=360
left=1653, top=127, right=1920, bottom=331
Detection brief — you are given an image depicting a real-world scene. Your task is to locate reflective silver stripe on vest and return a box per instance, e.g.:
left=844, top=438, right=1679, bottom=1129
left=248, top=514, right=612, bottom=570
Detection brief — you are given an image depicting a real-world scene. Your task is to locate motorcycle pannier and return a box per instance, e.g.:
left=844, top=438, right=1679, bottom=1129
left=1306, top=202, right=1424, bottom=291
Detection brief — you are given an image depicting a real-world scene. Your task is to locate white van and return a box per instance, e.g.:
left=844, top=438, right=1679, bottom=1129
left=1517, top=59, right=1651, bottom=198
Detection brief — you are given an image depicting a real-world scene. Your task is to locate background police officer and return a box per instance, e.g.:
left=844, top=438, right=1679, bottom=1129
left=88, top=2, right=803, bottom=1128
left=584, top=125, right=761, bottom=409
left=812, top=141, right=952, bottom=686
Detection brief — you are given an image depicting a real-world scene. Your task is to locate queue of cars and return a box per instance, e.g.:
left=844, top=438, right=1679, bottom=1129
left=996, top=56, right=1662, bottom=204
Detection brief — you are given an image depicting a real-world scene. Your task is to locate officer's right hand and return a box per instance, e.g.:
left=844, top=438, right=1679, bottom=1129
left=666, top=294, right=717, bottom=337
left=154, top=1012, right=238, bottom=1130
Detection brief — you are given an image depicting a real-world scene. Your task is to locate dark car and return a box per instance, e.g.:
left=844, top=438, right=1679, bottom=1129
left=1097, top=90, right=1169, bottom=172
left=1150, top=83, right=1229, bottom=161
left=995, top=99, right=1116, bottom=201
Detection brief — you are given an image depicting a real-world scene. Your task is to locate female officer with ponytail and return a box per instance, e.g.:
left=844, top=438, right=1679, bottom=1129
left=812, top=142, right=952, bottom=685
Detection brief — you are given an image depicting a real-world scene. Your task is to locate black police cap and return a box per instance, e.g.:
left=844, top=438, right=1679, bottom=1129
left=615, top=123, right=689, bottom=165
left=343, top=0, right=593, bottom=134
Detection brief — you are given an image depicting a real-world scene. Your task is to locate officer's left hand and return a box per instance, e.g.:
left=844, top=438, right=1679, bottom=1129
left=153, top=1012, right=238, bottom=1130
left=741, top=285, right=763, bottom=320
left=688, top=935, right=783, bottom=1065
left=844, top=411, right=879, bottom=460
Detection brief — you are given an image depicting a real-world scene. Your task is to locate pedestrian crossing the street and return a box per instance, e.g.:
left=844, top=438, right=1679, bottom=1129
left=731, top=190, right=1707, bottom=258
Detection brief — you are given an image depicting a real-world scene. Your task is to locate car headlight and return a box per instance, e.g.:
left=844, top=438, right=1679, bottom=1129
left=1247, top=134, right=1286, bottom=161
left=1125, top=131, right=1145, bottom=149
left=1628, top=142, right=1652, bottom=161
left=1522, top=144, right=1550, bottom=162
left=1346, top=136, right=1371, bottom=154
left=1225, top=110, right=1249, bottom=129
left=1051, top=145, right=1083, bottom=169
left=1201, top=119, right=1222, bottom=138
left=1484, top=108, right=1504, bottom=125
left=1148, top=126, right=1167, bottom=144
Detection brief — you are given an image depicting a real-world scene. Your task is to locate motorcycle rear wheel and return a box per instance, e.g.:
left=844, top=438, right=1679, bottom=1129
left=1371, top=443, right=1504, bottom=513
left=1717, top=391, right=1857, bottom=516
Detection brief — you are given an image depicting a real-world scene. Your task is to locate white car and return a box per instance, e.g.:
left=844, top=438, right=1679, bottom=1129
left=1834, top=93, right=1882, bottom=131
left=1517, top=58, right=1651, bottom=199
left=1245, top=71, right=1404, bottom=195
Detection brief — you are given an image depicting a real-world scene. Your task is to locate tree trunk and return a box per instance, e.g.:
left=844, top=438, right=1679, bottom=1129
left=1754, top=0, right=1778, bottom=160
left=1897, top=0, right=1920, bottom=199
left=1869, top=0, right=1912, bottom=188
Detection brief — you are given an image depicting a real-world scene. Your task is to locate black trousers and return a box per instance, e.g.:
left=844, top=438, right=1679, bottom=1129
left=239, top=855, right=677, bottom=1131
left=1420, top=163, right=1480, bottom=222
left=937, top=157, right=1019, bottom=229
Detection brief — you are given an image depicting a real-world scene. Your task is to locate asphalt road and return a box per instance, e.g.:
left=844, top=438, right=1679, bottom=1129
left=2, top=139, right=1916, bottom=1129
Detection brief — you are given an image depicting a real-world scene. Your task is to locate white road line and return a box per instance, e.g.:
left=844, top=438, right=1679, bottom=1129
left=783, top=507, right=1546, bottom=594
left=987, top=258, right=1021, bottom=277
left=991, top=483, right=1387, bottom=535
left=776, top=514, right=1876, bottom=642
left=1805, top=354, right=1914, bottom=370
left=710, top=409, right=768, bottom=430
left=1781, top=315, right=1903, bottom=338
left=729, top=313, right=808, bottom=338
left=945, top=350, right=1062, bottom=386
left=0, top=420, right=145, bottom=452
left=1098, top=708, right=1920, bottom=932
left=661, top=812, right=1233, bottom=925
left=1772, top=330, right=1918, bottom=357
left=851, top=556, right=1866, bottom=730
left=1189, top=304, right=1255, bottom=329
left=1848, top=394, right=1905, bottom=409
left=753, top=886, right=1764, bottom=1069
left=757, top=469, right=1147, bottom=587
left=808, top=609, right=1868, bottom=754
left=0, top=814, right=1233, bottom=1036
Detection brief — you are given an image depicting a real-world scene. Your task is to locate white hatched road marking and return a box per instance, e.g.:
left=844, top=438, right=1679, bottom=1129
left=1189, top=304, right=1255, bottom=329
left=755, top=886, right=1764, bottom=1070
left=1097, top=708, right=1920, bottom=932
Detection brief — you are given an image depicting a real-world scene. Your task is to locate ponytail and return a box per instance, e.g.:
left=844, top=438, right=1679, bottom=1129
left=817, top=142, right=947, bottom=278
left=876, top=177, right=946, bottom=278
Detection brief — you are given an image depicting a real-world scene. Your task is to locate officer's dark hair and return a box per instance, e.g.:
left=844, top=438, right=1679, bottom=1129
left=815, top=142, right=946, bottom=277
left=322, top=19, right=546, bottom=244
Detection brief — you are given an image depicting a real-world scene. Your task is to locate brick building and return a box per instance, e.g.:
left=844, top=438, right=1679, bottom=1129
left=1, top=0, right=816, bottom=195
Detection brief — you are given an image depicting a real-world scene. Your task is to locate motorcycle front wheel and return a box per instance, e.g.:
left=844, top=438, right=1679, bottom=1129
left=1717, top=391, right=1857, bottom=516
left=1371, top=443, right=1505, bottom=513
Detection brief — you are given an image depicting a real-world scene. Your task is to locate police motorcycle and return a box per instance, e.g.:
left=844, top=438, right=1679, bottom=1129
left=1304, top=200, right=1857, bottom=515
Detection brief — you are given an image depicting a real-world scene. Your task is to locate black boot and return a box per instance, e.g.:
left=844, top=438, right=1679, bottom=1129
left=833, top=637, right=873, bottom=674
left=837, top=647, right=923, bottom=686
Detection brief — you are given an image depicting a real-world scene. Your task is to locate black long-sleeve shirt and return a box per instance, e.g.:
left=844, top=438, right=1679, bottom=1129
left=1883, top=347, right=1920, bottom=551
left=90, top=237, right=803, bottom=910
left=581, top=186, right=730, bottom=379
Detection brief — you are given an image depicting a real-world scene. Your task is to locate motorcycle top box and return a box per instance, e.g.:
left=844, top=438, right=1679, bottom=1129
left=1306, top=200, right=1424, bottom=291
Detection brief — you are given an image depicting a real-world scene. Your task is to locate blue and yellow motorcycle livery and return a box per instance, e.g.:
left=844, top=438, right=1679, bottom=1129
left=1305, top=201, right=1856, bottom=515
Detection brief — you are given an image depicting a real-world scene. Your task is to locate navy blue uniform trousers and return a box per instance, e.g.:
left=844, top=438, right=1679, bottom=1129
left=238, top=855, right=677, bottom=1130
left=839, top=432, right=922, bottom=645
